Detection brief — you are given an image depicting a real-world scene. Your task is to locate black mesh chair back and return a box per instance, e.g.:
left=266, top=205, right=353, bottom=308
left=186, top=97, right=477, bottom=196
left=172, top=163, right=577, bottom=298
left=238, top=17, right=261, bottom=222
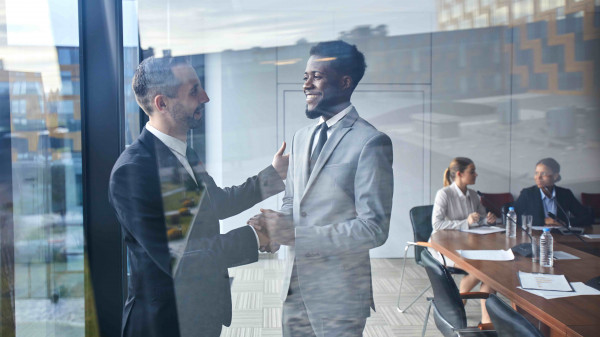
left=410, top=205, right=434, bottom=265
left=421, top=249, right=467, bottom=336
left=486, top=294, right=543, bottom=337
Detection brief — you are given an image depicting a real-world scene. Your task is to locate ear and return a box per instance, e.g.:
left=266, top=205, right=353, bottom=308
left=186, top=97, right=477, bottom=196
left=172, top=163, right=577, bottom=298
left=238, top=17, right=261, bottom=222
left=154, top=95, right=168, bottom=113
left=340, top=75, right=353, bottom=90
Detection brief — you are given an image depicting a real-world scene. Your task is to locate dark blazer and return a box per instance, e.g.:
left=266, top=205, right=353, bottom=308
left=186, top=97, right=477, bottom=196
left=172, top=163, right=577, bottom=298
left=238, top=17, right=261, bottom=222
left=514, top=185, right=592, bottom=227
left=108, top=128, right=284, bottom=337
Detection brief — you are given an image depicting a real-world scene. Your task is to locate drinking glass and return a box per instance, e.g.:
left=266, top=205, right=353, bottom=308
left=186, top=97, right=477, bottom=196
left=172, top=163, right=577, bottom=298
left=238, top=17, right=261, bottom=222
left=531, top=236, right=540, bottom=263
left=522, top=214, right=533, bottom=235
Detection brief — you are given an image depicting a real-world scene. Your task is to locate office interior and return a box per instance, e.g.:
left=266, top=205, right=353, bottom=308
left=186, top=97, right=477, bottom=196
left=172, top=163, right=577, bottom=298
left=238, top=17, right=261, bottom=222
left=0, top=0, right=599, bottom=336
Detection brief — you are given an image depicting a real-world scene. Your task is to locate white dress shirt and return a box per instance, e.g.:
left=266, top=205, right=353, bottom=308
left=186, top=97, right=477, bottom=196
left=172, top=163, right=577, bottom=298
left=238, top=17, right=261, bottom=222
left=310, top=104, right=353, bottom=154
left=146, top=122, right=197, bottom=185
left=145, top=123, right=260, bottom=248
left=429, top=183, right=487, bottom=267
left=431, top=182, right=487, bottom=236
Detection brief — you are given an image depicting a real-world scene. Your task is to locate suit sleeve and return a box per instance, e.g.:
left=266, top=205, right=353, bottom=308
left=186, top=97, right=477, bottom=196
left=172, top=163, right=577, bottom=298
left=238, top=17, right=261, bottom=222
left=109, top=161, right=172, bottom=275
left=200, top=165, right=285, bottom=220
left=280, top=134, right=295, bottom=216
left=109, top=161, right=260, bottom=275
left=563, top=189, right=593, bottom=227
left=295, top=133, right=393, bottom=256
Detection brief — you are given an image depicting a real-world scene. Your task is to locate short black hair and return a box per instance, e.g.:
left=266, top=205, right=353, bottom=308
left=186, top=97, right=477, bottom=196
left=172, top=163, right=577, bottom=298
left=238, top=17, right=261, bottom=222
left=309, top=41, right=366, bottom=89
left=536, top=157, right=561, bottom=182
left=132, top=56, right=190, bottom=115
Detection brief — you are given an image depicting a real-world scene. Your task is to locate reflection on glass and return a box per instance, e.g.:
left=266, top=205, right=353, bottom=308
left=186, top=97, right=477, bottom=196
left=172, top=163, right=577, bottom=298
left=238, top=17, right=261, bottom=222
left=0, top=0, right=94, bottom=336
left=125, top=0, right=598, bottom=335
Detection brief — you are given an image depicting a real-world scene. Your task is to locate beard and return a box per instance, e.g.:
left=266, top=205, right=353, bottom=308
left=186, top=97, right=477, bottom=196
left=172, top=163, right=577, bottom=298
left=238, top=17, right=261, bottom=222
left=172, top=103, right=204, bottom=129
left=305, top=105, right=322, bottom=119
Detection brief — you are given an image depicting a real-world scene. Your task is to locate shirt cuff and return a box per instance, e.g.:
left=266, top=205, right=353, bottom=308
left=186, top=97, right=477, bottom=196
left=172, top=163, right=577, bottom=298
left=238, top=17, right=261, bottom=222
left=249, top=226, right=260, bottom=249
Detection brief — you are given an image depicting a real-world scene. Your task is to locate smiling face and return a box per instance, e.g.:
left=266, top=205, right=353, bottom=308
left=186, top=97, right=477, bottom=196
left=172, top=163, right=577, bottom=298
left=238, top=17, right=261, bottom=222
left=303, top=55, right=347, bottom=119
left=169, top=64, right=209, bottom=130
left=534, top=164, right=558, bottom=189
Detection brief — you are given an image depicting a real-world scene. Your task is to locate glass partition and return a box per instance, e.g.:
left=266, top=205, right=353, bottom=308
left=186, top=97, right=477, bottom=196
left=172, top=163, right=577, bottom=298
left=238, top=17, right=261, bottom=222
left=124, top=0, right=599, bottom=335
left=0, top=0, right=97, bottom=336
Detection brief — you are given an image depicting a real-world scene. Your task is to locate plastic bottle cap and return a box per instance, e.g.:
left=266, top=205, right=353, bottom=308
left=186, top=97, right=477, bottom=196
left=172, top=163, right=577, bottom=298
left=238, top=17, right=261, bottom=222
left=543, top=228, right=551, bottom=232
left=509, top=207, right=515, bottom=211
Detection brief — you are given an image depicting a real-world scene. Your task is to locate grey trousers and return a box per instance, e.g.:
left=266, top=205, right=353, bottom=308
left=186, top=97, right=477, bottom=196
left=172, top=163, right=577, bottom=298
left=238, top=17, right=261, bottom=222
left=282, top=266, right=367, bottom=337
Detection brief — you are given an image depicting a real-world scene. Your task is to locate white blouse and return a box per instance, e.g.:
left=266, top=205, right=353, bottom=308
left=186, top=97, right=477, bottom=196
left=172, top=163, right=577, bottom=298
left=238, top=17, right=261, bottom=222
left=431, top=182, right=487, bottom=236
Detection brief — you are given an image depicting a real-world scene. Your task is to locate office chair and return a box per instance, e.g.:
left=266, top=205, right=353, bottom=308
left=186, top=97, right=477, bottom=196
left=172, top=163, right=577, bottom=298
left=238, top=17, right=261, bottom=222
left=480, top=193, right=514, bottom=218
left=581, top=193, right=600, bottom=222
left=485, top=294, right=543, bottom=337
left=397, top=205, right=467, bottom=313
left=421, top=249, right=496, bottom=337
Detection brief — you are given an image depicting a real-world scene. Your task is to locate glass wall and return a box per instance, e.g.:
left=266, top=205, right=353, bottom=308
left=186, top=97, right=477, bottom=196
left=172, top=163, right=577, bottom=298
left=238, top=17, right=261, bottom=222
left=0, top=0, right=95, bottom=336
left=124, top=0, right=599, bottom=335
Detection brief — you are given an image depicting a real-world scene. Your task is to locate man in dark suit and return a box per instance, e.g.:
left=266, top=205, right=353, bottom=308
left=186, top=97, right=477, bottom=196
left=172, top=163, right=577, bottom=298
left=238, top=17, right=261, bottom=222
left=109, top=56, right=287, bottom=337
left=514, top=158, right=592, bottom=228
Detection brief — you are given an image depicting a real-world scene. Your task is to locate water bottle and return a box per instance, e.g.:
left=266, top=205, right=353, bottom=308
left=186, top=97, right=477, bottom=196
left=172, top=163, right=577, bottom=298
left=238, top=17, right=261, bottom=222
left=540, top=228, right=554, bottom=267
left=506, top=207, right=517, bottom=238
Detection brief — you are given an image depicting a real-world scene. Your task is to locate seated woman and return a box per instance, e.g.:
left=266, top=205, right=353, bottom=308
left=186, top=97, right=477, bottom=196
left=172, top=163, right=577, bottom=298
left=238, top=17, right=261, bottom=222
left=430, top=157, right=497, bottom=323
left=514, top=157, right=592, bottom=228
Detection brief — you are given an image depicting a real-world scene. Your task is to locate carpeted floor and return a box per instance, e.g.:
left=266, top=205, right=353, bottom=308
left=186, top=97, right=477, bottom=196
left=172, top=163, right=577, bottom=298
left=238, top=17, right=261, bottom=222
left=223, top=255, right=492, bottom=337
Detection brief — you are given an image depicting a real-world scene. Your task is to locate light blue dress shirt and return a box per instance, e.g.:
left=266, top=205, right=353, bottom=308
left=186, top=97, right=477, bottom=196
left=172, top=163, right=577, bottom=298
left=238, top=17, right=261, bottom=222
left=540, top=187, right=557, bottom=217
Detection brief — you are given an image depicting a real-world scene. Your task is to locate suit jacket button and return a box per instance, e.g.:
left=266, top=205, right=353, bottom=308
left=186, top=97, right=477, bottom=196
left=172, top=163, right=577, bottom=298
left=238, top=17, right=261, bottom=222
left=301, top=212, right=307, bottom=217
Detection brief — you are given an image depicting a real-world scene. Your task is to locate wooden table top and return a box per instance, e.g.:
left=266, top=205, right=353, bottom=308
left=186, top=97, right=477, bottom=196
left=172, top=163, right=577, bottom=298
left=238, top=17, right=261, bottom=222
left=430, top=230, right=600, bottom=337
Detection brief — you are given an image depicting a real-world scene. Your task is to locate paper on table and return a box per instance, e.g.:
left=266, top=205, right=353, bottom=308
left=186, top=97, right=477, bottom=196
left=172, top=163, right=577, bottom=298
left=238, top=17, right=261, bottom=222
left=532, top=225, right=561, bottom=231
left=518, top=271, right=573, bottom=292
left=583, top=234, right=600, bottom=239
left=457, top=249, right=515, bottom=261
left=460, top=226, right=506, bottom=235
left=553, top=251, right=580, bottom=260
left=518, top=282, right=600, bottom=299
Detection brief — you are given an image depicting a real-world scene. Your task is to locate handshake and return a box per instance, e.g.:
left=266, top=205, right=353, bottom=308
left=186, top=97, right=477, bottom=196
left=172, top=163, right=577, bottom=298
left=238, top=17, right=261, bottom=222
left=247, top=209, right=295, bottom=253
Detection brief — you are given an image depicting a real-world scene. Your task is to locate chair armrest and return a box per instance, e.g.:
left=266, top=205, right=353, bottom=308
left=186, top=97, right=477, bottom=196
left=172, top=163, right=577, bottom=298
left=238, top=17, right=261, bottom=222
left=460, top=292, right=490, bottom=300
left=477, top=323, right=494, bottom=330
left=407, top=241, right=431, bottom=247
left=453, top=327, right=497, bottom=337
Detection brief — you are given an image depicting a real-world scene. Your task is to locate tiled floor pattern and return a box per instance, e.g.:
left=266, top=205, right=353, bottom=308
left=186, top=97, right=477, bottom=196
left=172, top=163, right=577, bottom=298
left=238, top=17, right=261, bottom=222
left=223, top=256, right=489, bottom=337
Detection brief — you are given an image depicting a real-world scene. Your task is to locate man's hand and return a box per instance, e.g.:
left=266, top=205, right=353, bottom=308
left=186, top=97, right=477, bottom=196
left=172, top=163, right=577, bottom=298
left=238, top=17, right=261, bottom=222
left=272, top=142, right=289, bottom=180
left=544, top=217, right=560, bottom=226
left=247, top=214, right=281, bottom=253
left=249, top=209, right=295, bottom=245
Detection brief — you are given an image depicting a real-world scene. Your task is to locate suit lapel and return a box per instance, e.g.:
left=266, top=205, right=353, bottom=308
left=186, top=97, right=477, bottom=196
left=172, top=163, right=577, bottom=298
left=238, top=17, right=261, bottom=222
left=302, top=108, right=358, bottom=200
left=301, top=124, right=320, bottom=190
left=139, top=128, right=205, bottom=276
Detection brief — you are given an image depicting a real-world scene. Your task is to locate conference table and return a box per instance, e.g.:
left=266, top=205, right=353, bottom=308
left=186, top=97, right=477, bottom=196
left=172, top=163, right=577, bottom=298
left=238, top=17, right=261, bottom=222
left=554, top=225, right=600, bottom=256
left=430, top=229, right=600, bottom=337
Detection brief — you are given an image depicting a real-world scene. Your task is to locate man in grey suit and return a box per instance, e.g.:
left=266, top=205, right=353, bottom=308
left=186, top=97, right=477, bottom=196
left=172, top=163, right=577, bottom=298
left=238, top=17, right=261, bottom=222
left=251, top=41, right=394, bottom=336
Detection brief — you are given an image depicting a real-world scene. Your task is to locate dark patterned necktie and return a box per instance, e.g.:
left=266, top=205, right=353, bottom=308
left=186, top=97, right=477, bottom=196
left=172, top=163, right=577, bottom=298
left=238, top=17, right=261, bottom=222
left=309, top=123, right=328, bottom=175
left=185, top=146, right=202, bottom=188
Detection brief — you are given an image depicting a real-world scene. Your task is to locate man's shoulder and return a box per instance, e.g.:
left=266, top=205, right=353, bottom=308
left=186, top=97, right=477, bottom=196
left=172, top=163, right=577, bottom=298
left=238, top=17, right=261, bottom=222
left=111, top=135, right=155, bottom=175
left=519, top=185, right=539, bottom=198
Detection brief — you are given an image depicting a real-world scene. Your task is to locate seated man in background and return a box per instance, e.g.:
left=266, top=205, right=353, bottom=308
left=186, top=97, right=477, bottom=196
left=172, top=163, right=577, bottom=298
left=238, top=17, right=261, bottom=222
left=514, top=157, right=592, bottom=228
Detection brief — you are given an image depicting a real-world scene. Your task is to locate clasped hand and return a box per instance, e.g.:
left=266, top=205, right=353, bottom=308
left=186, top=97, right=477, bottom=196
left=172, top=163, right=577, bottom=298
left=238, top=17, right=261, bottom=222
left=247, top=208, right=295, bottom=253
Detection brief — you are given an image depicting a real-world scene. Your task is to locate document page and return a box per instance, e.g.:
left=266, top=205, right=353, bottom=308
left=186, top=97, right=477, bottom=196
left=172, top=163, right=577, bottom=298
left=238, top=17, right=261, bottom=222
left=553, top=251, right=580, bottom=260
left=518, top=282, right=600, bottom=299
left=518, top=271, right=573, bottom=292
left=460, top=226, right=506, bottom=235
left=457, top=249, right=515, bottom=261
